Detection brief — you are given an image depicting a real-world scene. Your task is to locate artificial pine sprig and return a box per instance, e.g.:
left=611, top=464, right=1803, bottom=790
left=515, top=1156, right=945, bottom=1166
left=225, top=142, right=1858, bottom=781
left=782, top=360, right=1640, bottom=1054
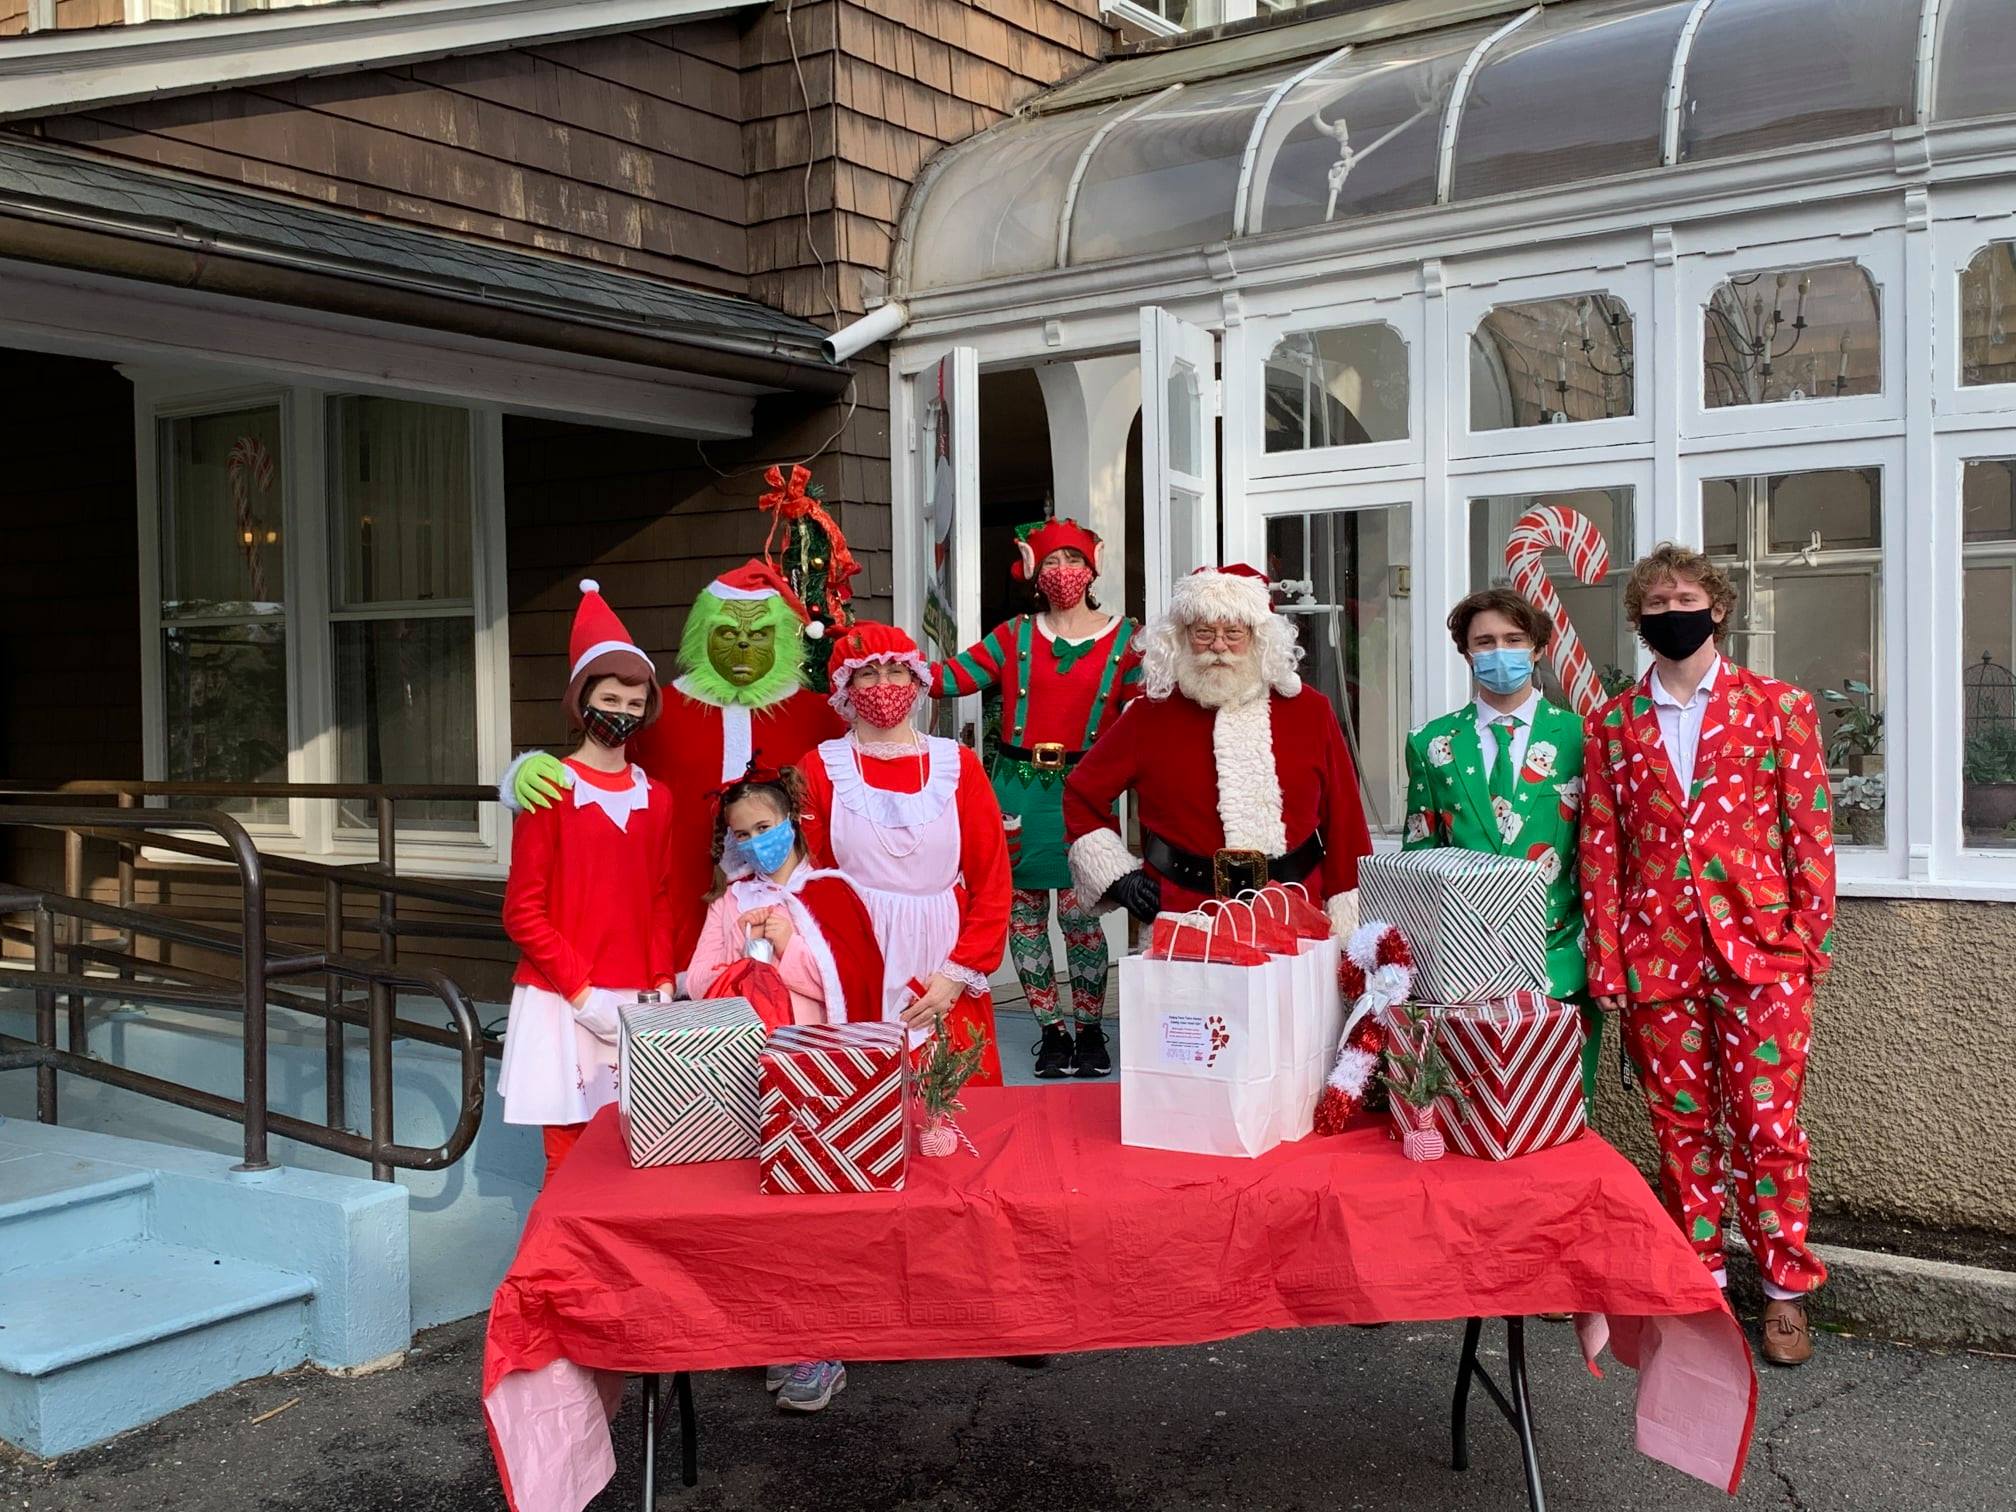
left=916, top=1018, right=987, bottom=1120
left=1380, top=1005, right=1469, bottom=1113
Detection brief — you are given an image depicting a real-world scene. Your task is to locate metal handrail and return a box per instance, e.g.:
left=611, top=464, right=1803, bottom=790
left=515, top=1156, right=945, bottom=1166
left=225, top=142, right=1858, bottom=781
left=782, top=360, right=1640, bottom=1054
left=0, top=804, right=490, bottom=1178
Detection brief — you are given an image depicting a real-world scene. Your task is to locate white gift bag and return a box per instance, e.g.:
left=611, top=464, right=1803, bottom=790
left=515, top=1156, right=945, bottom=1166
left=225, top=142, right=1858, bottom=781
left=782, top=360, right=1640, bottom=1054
left=1119, top=913, right=1297, bottom=1158
left=1204, top=897, right=1339, bottom=1142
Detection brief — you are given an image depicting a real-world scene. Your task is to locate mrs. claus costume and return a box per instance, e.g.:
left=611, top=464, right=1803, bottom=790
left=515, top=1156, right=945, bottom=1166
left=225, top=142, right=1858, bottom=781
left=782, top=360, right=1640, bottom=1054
left=499, top=582, right=677, bottom=1165
left=1064, top=564, right=1373, bottom=935
left=798, top=622, right=1012, bottom=1085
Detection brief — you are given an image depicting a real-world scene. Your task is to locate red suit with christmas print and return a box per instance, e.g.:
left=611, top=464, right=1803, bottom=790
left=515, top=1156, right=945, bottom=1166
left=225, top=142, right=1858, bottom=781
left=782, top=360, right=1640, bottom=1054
left=800, top=622, right=1012, bottom=1087
left=1063, top=565, right=1372, bottom=939
left=1580, top=657, right=1836, bottom=1297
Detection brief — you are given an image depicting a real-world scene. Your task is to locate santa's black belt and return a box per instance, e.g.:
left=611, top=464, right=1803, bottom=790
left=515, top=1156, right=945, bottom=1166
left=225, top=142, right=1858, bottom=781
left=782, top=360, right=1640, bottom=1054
left=995, top=741, right=1084, bottom=771
left=1142, top=828, right=1325, bottom=899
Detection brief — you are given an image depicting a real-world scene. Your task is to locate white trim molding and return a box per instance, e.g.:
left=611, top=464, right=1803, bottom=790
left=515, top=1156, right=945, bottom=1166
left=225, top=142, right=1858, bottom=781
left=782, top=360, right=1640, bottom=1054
left=0, top=0, right=763, bottom=121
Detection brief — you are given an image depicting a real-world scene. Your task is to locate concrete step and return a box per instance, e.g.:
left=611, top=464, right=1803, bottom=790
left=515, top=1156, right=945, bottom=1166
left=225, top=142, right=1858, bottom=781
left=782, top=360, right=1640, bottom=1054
left=0, top=1238, right=315, bottom=1457
left=0, top=1153, right=152, bottom=1270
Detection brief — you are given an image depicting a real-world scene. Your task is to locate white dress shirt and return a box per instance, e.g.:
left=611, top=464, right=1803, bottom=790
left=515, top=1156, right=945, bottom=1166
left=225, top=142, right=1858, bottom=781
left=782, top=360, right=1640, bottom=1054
left=1648, top=657, right=1722, bottom=795
left=1473, top=687, right=1542, bottom=778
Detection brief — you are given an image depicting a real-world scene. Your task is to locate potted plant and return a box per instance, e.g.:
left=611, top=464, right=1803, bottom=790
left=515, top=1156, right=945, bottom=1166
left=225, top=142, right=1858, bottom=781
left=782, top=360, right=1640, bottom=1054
left=1380, top=1006, right=1466, bottom=1162
left=1820, top=680, right=1883, bottom=776
left=913, top=1019, right=986, bottom=1157
left=1834, top=774, right=1885, bottom=848
left=1963, top=725, right=2016, bottom=837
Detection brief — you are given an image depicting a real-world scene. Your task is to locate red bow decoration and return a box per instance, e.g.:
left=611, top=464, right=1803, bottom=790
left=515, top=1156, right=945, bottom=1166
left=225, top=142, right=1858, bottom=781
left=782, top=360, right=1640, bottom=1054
left=709, top=762, right=792, bottom=812
left=759, top=463, right=861, bottom=627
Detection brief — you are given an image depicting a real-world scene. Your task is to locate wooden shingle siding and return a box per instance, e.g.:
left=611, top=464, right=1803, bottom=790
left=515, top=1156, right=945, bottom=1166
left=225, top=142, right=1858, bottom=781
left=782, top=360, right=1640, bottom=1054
left=55, top=0, right=122, bottom=29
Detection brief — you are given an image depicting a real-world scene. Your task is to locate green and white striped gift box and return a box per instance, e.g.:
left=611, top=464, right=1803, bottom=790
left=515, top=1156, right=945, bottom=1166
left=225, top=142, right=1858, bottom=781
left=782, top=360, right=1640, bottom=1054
left=1360, top=850, right=1550, bottom=1003
left=617, top=997, right=767, bottom=1167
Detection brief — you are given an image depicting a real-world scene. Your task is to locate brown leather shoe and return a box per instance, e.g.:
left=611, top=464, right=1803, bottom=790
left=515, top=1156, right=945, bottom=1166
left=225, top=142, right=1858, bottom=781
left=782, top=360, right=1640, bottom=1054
left=1761, top=1299, right=1814, bottom=1366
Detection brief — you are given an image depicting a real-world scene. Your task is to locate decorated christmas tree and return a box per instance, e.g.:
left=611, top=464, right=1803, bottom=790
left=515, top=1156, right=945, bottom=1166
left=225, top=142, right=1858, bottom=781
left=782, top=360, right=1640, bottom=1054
left=757, top=463, right=861, bottom=693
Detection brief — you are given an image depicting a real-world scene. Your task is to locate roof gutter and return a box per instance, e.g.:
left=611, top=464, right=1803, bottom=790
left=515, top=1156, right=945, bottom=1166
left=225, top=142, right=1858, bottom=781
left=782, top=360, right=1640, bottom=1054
left=0, top=207, right=850, bottom=397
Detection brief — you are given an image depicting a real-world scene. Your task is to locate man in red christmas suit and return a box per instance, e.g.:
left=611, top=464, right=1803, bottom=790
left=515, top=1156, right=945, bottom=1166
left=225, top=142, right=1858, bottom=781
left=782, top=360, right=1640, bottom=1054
left=1063, top=564, right=1372, bottom=940
left=503, top=561, right=845, bottom=974
left=1580, top=542, right=1836, bottom=1368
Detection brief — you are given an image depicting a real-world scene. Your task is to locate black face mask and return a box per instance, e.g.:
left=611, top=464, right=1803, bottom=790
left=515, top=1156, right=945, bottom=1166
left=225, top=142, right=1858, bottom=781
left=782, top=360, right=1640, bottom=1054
left=581, top=705, right=644, bottom=749
left=1637, top=607, right=1719, bottom=662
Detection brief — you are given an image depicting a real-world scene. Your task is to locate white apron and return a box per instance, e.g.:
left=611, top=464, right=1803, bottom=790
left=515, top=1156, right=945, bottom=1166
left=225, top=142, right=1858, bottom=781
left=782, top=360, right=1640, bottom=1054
left=819, top=737, right=965, bottom=1039
left=497, top=983, right=631, bottom=1127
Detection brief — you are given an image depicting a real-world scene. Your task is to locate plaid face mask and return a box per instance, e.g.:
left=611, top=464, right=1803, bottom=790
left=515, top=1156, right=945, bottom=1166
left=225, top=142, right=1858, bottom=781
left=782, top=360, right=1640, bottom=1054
left=581, top=705, right=643, bottom=749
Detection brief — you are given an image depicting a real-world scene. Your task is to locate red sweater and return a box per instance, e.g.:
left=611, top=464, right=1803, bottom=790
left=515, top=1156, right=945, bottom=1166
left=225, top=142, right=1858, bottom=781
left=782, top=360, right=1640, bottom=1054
left=799, top=741, right=1012, bottom=984
left=504, top=760, right=678, bottom=999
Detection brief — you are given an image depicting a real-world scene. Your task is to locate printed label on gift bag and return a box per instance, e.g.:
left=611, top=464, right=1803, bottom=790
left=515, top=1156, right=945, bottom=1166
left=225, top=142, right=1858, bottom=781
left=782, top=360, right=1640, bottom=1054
left=1160, top=1012, right=1228, bottom=1066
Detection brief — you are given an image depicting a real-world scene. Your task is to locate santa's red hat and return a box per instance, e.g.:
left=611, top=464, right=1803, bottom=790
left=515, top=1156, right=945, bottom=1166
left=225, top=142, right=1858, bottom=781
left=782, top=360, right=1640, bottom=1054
left=705, top=560, right=822, bottom=639
left=1166, top=563, right=1277, bottom=627
left=1011, top=518, right=1103, bottom=581
left=564, top=579, right=659, bottom=726
left=826, top=620, right=930, bottom=720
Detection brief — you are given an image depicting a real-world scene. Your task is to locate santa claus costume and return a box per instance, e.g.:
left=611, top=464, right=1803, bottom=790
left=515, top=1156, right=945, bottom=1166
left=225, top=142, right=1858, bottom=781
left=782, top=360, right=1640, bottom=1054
left=932, top=519, right=1142, bottom=1076
left=684, top=770, right=887, bottom=1028
left=1064, top=565, right=1372, bottom=938
left=499, top=582, right=677, bottom=1182
left=799, top=622, right=1011, bottom=1086
left=501, top=560, right=845, bottom=975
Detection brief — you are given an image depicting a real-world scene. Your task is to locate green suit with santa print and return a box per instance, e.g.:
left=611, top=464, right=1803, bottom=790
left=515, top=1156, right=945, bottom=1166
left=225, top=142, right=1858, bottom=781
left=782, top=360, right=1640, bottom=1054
left=1401, top=696, right=1603, bottom=1107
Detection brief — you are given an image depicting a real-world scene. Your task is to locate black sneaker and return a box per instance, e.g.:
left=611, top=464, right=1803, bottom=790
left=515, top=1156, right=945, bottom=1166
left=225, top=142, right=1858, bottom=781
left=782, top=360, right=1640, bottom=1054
left=1072, top=1023, right=1112, bottom=1077
left=1032, top=1023, right=1075, bottom=1078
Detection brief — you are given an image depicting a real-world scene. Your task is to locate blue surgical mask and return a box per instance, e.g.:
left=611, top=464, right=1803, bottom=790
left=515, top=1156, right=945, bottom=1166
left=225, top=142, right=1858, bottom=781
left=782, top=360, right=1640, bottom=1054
left=1471, top=647, right=1534, bottom=696
left=736, top=821, right=797, bottom=877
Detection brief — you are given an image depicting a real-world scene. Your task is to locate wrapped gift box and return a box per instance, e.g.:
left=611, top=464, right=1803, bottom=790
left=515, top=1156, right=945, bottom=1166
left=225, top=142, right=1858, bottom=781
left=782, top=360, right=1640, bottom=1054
left=1381, top=993, right=1586, bottom=1160
left=618, top=997, right=766, bottom=1167
left=1360, top=850, right=1549, bottom=1003
left=759, top=1021, right=911, bottom=1193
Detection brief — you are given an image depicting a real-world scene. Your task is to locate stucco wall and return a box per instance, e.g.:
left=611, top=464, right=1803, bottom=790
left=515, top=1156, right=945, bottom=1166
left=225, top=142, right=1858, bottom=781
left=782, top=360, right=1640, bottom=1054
left=1590, top=896, right=2016, bottom=1236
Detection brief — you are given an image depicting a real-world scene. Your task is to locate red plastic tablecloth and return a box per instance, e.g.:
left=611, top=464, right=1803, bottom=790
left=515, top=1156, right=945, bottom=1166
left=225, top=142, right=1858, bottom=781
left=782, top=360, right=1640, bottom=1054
left=484, top=1086, right=1755, bottom=1512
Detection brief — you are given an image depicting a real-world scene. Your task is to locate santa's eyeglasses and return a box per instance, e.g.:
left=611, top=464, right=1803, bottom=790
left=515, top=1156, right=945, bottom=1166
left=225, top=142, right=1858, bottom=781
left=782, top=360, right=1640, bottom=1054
left=1186, top=623, right=1251, bottom=650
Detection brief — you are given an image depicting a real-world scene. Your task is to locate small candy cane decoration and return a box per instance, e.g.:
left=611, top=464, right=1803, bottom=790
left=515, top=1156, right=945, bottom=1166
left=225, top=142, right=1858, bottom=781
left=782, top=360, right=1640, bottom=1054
left=226, top=436, right=275, bottom=602
left=1503, top=505, right=1610, bottom=717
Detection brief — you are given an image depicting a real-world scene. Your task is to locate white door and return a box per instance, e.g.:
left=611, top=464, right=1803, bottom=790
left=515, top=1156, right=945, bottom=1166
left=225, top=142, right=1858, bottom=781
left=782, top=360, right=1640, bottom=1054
left=1140, top=307, right=1219, bottom=618
left=908, top=347, right=982, bottom=741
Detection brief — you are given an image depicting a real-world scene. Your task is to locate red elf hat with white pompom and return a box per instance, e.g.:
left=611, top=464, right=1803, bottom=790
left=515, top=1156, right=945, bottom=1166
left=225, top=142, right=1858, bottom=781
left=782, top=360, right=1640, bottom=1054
left=1011, top=518, right=1102, bottom=581
left=705, top=560, right=823, bottom=639
left=564, top=579, right=660, bottom=727
left=826, top=620, right=930, bottom=721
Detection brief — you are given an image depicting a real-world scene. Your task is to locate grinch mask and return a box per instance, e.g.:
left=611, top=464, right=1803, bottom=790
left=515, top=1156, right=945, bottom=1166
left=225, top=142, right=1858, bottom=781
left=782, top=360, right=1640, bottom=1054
left=677, top=590, right=807, bottom=708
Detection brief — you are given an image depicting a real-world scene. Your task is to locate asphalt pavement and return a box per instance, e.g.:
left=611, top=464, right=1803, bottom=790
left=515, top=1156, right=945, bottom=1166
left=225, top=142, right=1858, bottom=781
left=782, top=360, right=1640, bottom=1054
left=4, top=1312, right=2009, bottom=1511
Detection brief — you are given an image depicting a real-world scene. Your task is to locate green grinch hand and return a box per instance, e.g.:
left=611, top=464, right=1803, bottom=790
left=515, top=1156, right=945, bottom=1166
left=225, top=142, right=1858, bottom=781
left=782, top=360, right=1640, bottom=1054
left=513, top=752, right=572, bottom=810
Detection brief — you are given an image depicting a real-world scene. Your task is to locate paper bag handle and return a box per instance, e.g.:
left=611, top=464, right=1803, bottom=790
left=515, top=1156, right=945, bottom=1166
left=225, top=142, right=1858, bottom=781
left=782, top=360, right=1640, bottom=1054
left=1200, top=896, right=1260, bottom=945
left=1164, top=911, right=1222, bottom=963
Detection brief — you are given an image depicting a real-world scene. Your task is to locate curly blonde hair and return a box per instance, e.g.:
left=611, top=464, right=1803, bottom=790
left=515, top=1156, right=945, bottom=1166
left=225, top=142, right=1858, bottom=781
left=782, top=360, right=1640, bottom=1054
left=1623, top=543, right=1739, bottom=646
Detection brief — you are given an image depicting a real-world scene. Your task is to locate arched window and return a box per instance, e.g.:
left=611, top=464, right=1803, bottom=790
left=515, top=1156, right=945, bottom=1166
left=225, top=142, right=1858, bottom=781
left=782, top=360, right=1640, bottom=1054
left=1261, top=324, right=1408, bottom=453
left=1961, top=242, right=2016, bottom=389
left=1702, top=262, right=1880, bottom=409
left=1469, top=294, right=1635, bottom=430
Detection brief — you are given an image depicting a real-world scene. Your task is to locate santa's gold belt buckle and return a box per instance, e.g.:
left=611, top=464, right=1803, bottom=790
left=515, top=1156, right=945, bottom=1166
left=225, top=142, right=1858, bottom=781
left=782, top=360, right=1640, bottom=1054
left=1213, top=848, right=1268, bottom=898
left=1031, top=742, right=1068, bottom=771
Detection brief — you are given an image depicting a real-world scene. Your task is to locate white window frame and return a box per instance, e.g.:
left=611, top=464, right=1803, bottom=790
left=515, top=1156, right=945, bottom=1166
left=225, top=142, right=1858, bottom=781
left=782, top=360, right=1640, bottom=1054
left=1934, top=204, right=2016, bottom=421
left=1935, top=429, right=2016, bottom=886
left=1447, top=258, right=1657, bottom=461
left=1679, top=217, right=1908, bottom=444
left=133, top=370, right=512, bottom=877
left=1679, top=434, right=1906, bottom=889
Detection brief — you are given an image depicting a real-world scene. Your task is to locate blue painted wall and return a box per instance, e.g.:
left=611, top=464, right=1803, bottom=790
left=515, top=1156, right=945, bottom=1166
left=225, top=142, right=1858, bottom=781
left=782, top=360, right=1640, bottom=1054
left=0, top=992, right=536, bottom=1329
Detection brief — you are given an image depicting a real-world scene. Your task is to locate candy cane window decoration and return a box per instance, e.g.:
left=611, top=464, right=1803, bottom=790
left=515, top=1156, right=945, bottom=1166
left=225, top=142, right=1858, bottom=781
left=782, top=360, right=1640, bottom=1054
left=1502, top=504, right=1612, bottom=718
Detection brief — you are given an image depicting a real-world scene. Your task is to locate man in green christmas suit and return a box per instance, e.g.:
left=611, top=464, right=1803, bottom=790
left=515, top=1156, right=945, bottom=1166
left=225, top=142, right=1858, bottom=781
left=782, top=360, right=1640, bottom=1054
left=1400, top=586, right=1603, bottom=1107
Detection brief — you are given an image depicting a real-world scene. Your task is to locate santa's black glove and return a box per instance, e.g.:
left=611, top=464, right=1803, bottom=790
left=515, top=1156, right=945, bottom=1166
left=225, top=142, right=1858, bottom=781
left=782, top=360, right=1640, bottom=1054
left=1105, top=870, right=1162, bottom=925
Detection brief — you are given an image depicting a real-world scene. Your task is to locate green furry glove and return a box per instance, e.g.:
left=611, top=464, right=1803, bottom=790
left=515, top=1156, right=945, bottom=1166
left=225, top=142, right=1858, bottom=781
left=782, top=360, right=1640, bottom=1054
left=513, top=752, right=571, bottom=811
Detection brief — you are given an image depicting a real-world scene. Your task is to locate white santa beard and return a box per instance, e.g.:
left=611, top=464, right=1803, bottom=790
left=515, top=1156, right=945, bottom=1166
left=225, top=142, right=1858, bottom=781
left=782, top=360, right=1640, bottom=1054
left=1174, top=647, right=1265, bottom=709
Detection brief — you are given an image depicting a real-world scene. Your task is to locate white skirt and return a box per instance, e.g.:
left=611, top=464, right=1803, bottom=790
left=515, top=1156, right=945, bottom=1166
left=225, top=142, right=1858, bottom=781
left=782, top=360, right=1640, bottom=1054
left=496, top=983, right=622, bottom=1128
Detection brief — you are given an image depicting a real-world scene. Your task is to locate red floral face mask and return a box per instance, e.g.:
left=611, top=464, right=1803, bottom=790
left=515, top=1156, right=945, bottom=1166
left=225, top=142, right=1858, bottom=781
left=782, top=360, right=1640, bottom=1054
left=851, top=678, right=919, bottom=730
left=1037, top=563, right=1095, bottom=610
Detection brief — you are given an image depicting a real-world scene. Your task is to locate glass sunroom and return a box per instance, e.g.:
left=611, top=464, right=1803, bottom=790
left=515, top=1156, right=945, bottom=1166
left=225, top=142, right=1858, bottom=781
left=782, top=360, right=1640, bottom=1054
left=885, top=0, right=2016, bottom=900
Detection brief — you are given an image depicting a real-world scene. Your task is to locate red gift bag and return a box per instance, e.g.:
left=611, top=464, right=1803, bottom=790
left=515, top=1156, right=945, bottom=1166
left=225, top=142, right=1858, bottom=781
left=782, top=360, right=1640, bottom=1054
left=1146, top=911, right=1271, bottom=966
left=700, top=958, right=796, bottom=1032
left=1244, top=882, right=1332, bottom=942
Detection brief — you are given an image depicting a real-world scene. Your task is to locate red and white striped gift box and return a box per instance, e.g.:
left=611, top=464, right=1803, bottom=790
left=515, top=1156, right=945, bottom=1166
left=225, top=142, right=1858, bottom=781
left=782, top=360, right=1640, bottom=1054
left=758, top=1021, right=911, bottom=1194
left=1382, top=993, right=1586, bottom=1161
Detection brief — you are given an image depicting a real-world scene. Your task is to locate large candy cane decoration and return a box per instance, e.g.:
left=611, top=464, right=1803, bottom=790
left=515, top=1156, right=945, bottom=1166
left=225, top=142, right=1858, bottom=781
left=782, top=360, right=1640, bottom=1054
left=226, top=436, right=274, bottom=603
left=1503, top=505, right=1610, bottom=717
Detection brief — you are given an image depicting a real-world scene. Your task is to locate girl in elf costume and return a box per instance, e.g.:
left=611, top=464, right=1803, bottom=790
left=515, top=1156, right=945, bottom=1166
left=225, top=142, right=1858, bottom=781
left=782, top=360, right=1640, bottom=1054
left=499, top=582, right=677, bottom=1185
left=800, top=622, right=1011, bottom=1087
left=931, top=520, right=1140, bottom=1079
left=684, top=766, right=886, bottom=1028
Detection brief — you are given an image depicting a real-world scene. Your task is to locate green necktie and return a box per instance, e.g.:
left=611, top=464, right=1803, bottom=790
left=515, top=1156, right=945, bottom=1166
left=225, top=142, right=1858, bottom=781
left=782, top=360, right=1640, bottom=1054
left=1488, top=716, right=1521, bottom=809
